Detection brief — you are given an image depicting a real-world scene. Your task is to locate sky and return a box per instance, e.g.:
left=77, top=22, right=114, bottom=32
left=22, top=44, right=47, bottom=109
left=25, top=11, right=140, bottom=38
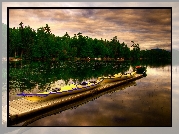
left=2, top=3, right=173, bottom=51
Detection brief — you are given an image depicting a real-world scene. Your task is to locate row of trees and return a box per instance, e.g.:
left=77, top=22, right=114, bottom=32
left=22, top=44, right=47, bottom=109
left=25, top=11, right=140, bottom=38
left=9, top=23, right=132, bottom=60
left=140, top=49, right=171, bottom=61
left=7, top=22, right=171, bottom=61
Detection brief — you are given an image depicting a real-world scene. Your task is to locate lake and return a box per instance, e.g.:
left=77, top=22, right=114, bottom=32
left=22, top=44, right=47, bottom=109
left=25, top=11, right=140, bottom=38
left=8, top=60, right=171, bottom=126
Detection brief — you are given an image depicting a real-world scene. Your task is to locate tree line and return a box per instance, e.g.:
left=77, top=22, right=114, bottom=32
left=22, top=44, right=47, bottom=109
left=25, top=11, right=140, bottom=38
left=6, top=22, right=171, bottom=61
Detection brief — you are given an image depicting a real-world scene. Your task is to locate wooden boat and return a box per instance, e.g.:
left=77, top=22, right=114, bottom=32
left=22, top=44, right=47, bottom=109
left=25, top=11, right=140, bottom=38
left=135, top=66, right=146, bottom=74
left=98, top=71, right=136, bottom=83
left=17, top=79, right=103, bottom=101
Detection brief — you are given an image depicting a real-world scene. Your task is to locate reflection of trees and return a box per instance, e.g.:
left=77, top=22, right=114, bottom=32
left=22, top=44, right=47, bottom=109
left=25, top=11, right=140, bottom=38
left=9, top=61, right=130, bottom=91
left=9, top=59, right=170, bottom=92
left=142, top=59, right=171, bottom=68
left=130, top=58, right=171, bottom=69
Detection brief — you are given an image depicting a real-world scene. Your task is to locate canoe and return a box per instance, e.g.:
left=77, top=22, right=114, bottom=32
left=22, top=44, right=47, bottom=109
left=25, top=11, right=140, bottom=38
left=17, top=79, right=103, bottom=101
left=135, top=66, right=146, bottom=74
left=98, top=71, right=136, bottom=83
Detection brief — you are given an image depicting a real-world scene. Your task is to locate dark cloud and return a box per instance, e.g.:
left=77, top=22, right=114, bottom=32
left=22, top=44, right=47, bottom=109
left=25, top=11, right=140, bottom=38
left=81, top=9, right=96, bottom=18
left=9, top=8, right=171, bottom=50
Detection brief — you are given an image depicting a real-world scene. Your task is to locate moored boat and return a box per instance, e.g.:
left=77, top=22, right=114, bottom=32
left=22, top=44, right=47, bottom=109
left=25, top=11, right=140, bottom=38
left=17, top=79, right=103, bottom=101
left=135, top=66, right=146, bottom=74
left=98, top=71, right=136, bottom=83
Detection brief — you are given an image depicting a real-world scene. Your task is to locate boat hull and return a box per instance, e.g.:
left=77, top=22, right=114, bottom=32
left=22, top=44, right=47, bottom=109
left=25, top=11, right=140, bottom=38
left=135, top=66, right=146, bottom=74
left=18, top=79, right=103, bottom=101
left=100, top=72, right=136, bottom=83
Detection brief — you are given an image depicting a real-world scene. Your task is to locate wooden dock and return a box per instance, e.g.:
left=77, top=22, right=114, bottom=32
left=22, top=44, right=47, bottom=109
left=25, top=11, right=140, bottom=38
left=8, top=74, right=143, bottom=125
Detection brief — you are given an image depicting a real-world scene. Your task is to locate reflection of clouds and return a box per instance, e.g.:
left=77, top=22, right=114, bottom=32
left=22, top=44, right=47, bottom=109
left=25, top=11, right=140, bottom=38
left=26, top=66, right=171, bottom=126
left=19, top=82, right=135, bottom=126
left=146, top=66, right=171, bottom=76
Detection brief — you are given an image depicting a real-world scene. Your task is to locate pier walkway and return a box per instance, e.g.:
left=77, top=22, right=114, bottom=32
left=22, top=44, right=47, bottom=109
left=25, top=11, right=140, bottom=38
left=8, top=74, right=143, bottom=125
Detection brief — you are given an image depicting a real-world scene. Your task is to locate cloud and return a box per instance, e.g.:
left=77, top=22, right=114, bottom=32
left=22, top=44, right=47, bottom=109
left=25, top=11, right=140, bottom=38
left=7, top=7, right=172, bottom=51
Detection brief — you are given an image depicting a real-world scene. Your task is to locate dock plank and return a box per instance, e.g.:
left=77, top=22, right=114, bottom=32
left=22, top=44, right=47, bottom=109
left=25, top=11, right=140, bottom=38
left=9, top=74, right=143, bottom=124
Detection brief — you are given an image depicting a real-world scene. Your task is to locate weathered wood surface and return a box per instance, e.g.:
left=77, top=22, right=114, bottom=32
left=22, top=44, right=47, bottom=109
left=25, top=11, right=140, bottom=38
left=9, top=74, right=143, bottom=125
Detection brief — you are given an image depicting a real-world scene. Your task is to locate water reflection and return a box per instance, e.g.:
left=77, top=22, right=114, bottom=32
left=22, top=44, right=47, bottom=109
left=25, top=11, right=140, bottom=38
left=9, top=61, right=132, bottom=93
left=9, top=60, right=171, bottom=126
left=13, top=81, right=137, bottom=126
left=29, top=65, right=171, bottom=126
left=9, top=60, right=170, bottom=92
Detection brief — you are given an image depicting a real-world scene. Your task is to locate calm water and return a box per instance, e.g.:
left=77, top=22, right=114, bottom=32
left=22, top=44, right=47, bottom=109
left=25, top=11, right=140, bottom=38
left=9, top=60, right=171, bottom=126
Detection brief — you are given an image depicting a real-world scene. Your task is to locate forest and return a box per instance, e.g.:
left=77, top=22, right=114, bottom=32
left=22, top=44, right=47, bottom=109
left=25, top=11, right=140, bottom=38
left=2, top=23, right=171, bottom=61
